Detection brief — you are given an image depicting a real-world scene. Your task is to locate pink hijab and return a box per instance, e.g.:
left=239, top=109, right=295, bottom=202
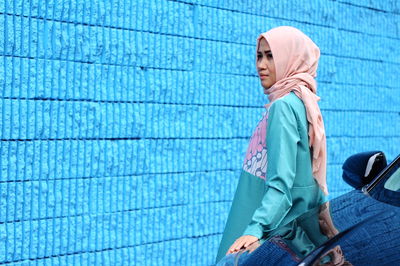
left=258, top=26, right=328, bottom=195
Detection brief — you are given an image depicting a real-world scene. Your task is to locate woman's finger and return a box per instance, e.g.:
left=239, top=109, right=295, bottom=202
left=229, top=239, right=240, bottom=251
left=243, top=239, right=255, bottom=248
left=227, top=236, right=257, bottom=254
left=231, top=239, right=245, bottom=252
left=231, top=242, right=243, bottom=252
left=227, top=243, right=238, bottom=254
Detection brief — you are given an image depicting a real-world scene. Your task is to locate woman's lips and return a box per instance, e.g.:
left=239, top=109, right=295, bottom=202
left=259, top=75, right=269, bottom=80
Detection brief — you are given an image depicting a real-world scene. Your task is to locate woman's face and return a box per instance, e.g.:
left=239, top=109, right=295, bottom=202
left=256, top=38, right=276, bottom=92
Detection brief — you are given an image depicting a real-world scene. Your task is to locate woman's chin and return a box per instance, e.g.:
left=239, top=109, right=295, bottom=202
left=262, top=85, right=271, bottom=94
left=261, top=81, right=272, bottom=90
left=261, top=81, right=276, bottom=94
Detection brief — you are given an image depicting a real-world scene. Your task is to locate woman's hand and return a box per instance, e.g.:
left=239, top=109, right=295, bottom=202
left=226, top=235, right=259, bottom=254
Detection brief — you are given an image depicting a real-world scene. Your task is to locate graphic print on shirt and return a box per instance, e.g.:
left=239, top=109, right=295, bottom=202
left=242, top=111, right=269, bottom=179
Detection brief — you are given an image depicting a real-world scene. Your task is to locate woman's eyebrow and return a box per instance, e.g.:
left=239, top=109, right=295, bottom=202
left=257, top=50, right=272, bottom=53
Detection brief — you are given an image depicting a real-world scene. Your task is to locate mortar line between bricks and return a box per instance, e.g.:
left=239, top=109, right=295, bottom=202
left=2, top=96, right=400, bottom=113
left=0, top=136, right=251, bottom=141
left=324, top=81, right=400, bottom=90
left=324, top=55, right=400, bottom=65
left=335, top=0, right=399, bottom=14
left=0, top=200, right=232, bottom=225
left=3, top=47, right=400, bottom=67
left=1, top=59, right=400, bottom=90
left=3, top=4, right=400, bottom=43
left=0, top=96, right=264, bottom=108
left=326, top=135, right=400, bottom=139
left=0, top=54, right=264, bottom=78
left=1, top=135, right=399, bottom=143
left=0, top=12, right=251, bottom=47
left=1, top=17, right=400, bottom=65
left=0, top=232, right=222, bottom=265
left=166, top=0, right=400, bottom=40
left=2, top=97, right=400, bottom=113
left=0, top=53, right=196, bottom=71
left=0, top=168, right=242, bottom=183
left=321, top=109, right=400, bottom=114
left=0, top=160, right=388, bottom=184
left=2, top=52, right=400, bottom=86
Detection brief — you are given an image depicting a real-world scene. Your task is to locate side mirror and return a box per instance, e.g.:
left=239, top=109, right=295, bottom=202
left=342, top=151, right=387, bottom=189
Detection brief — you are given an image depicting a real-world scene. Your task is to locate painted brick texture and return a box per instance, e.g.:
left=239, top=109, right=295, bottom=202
left=1, top=0, right=399, bottom=265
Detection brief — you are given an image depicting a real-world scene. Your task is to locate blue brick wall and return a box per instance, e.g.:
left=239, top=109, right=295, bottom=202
left=0, top=0, right=399, bottom=265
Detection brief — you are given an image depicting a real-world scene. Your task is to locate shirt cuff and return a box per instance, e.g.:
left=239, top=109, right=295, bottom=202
left=243, top=222, right=264, bottom=239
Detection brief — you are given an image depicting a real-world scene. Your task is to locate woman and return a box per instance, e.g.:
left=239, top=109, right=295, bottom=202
left=216, top=26, right=328, bottom=263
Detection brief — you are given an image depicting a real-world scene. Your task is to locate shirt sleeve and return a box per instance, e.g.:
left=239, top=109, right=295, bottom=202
left=243, top=99, right=300, bottom=239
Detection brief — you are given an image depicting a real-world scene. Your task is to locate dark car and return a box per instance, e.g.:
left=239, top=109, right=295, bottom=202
left=217, top=151, right=400, bottom=266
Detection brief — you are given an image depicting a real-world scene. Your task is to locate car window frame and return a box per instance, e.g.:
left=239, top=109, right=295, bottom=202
left=363, top=154, right=400, bottom=194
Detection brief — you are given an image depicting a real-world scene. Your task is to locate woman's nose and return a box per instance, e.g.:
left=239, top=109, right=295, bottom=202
left=257, top=58, right=267, bottom=70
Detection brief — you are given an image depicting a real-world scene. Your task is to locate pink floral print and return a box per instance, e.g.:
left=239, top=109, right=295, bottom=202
left=242, top=111, right=269, bottom=179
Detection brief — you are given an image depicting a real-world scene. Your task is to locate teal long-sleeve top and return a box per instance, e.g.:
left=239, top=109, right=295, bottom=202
left=243, top=92, right=326, bottom=240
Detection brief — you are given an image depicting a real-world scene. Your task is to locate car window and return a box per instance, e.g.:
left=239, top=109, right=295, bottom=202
left=364, top=154, right=400, bottom=194
left=384, top=165, right=400, bottom=192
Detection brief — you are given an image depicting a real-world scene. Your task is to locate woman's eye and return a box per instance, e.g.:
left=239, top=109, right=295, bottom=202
left=267, top=53, right=273, bottom=59
left=257, top=54, right=262, bottom=60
